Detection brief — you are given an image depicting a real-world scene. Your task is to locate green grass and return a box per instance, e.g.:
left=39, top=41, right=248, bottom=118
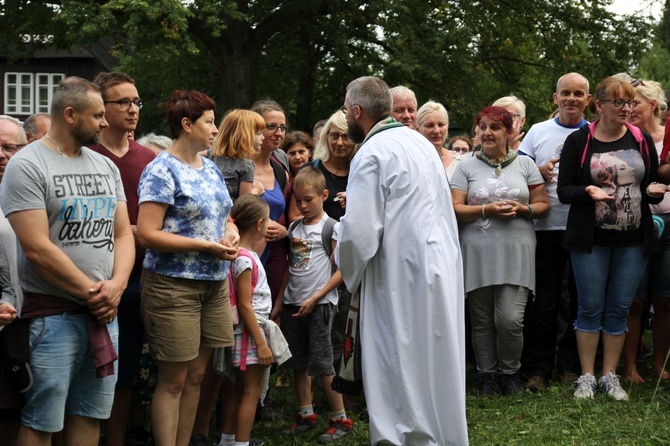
left=208, top=360, right=670, bottom=445
left=466, top=375, right=670, bottom=446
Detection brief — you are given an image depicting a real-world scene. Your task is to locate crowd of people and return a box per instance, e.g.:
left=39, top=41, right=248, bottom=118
left=0, top=68, right=669, bottom=446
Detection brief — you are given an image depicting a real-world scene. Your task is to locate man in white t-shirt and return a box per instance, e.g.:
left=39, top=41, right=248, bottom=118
left=518, top=72, right=592, bottom=391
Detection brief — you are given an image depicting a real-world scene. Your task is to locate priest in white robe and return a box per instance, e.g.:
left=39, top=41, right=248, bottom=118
left=336, top=76, right=468, bottom=446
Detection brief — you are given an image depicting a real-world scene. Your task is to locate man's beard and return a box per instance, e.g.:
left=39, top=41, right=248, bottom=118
left=73, top=121, right=99, bottom=147
left=347, top=120, right=366, bottom=144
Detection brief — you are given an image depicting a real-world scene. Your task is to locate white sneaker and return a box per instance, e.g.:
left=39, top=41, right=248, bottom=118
left=599, top=372, right=629, bottom=401
left=574, top=373, right=597, bottom=399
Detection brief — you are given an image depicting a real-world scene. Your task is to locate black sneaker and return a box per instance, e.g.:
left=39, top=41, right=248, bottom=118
left=476, top=373, right=500, bottom=397
left=4, top=358, right=33, bottom=393
left=501, top=373, right=524, bottom=395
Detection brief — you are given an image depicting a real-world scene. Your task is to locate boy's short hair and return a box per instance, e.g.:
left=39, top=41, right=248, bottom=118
left=293, top=165, right=326, bottom=193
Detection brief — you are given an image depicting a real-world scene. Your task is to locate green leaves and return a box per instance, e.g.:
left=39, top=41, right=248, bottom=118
left=0, top=0, right=659, bottom=134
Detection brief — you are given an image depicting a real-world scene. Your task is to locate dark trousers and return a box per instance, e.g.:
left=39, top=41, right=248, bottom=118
left=0, top=317, right=29, bottom=411
left=521, top=231, right=580, bottom=380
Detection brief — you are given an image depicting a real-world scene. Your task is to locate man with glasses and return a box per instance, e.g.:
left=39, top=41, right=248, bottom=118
left=0, top=115, right=27, bottom=446
left=337, top=76, right=467, bottom=445
left=89, top=71, right=156, bottom=446
left=0, top=115, right=27, bottom=301
left=518, top=72, right=592, bottom=392
left=0, top=116, right=26, bottom=179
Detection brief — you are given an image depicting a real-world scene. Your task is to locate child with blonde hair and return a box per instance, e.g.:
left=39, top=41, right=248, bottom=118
left=210, top=109, right=266, bottom=200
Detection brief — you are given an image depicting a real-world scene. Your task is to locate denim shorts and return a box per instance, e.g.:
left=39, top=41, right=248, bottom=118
left=22, top=313, right=118, bottom=432
left=572, top=244, right=648, bottom=335
left=281, top=303, right=335, bottom=377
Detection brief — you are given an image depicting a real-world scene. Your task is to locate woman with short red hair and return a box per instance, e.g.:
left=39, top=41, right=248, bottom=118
left=137, top=90, right=239, bottom=445
left=450, top=106, right=549, bottom=396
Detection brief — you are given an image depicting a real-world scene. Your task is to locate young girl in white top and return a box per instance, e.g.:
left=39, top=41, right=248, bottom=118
left=219, top=195, right=274, bottom=446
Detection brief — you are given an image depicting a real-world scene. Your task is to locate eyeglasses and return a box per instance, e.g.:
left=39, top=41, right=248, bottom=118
left=104, top=99, right=143, bottom=110
left=0, top=143, right=25, bottom=155
left=631, top=79, right=645, bottom=87
left=601, top=99, right=639, bottom=109
left=328, top=132, right=350, bottom=142
left=265, top=123, right=287, bottom=133
left=451, top=147, right=470, bottom=154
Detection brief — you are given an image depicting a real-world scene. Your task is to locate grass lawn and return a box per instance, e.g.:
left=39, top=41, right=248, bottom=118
left=230, top=359, right=670, bottom=446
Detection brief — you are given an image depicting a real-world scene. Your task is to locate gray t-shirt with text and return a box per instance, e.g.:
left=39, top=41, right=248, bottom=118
left=0, top=142, right=125, bottom=302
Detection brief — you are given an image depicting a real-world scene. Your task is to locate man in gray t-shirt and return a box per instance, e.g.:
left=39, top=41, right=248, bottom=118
left=1, top=77, right=134, bottom=445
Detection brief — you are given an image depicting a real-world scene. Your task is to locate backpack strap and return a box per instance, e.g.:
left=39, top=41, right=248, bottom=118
left=321, top=217, right=336, bottom=257
left=233, top=248, right=259, bottom=371
left=270, top=155, right=288, bottom=193
left=237, top=248, right=258, bottom=290
left=228, top=249, right=259, bottom=306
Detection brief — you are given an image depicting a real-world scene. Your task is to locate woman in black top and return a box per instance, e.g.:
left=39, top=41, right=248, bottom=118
left=557, top=76, right=666, bottom=401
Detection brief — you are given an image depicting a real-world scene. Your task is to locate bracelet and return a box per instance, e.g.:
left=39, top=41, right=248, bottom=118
left=481, top=204, right=486, bottom=219
left=527, top=204, right=534, bottom=218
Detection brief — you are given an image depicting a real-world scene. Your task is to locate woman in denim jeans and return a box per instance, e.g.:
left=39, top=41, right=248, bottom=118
left=557, top=76, right=666, bottom=401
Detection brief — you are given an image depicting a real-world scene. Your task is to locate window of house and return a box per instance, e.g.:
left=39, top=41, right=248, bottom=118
left=4, top=72, right=65, bottom=115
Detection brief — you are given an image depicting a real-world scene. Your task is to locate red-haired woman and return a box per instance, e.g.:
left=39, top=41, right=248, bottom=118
left=450, top=106, right=549, bottom=396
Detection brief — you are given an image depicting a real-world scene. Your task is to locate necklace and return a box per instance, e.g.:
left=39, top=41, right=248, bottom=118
left=45, top=133, right=65, bottom=157
left=476, top=148, right=517, bottom=175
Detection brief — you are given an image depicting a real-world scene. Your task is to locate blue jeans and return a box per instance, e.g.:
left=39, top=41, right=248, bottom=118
left=21, top=314, right=118, bottom=432
left=571, top=244, right=648, bottom=335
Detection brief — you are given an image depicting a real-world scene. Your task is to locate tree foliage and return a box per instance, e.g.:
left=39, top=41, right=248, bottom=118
left=0, top=0, right=658, bottom=134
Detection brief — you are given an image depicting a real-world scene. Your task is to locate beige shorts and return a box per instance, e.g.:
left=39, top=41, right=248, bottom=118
left=140, top=268, right=234, bottom=362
